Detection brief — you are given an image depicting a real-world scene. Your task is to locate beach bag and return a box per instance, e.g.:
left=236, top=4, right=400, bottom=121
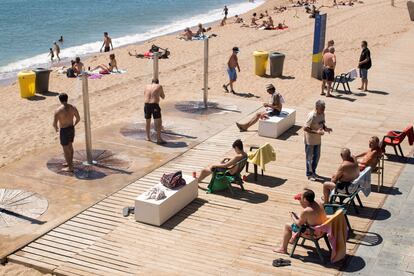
left=150, top=45, right=160, bottom=53
left=66, top=68, right=76, bottom=78
left=160, top=171, right=186, bottom=189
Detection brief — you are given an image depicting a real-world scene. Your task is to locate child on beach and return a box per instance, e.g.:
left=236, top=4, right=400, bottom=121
left=48, top=48, right=54, bottom=62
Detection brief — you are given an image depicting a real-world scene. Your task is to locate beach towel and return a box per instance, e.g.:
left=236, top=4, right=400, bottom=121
left=314, top=210, right=347, bottom=263
left=247, top=143, right=276, bottom=171
left=88, top=73, right=103, bottom=80
left=349, top=68, right=358, bottom=79
left=406, top=125, right=414, bottom=145
left=110, top=69, right=127, bottom=74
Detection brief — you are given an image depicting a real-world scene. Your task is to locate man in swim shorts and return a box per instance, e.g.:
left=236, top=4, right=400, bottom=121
left=53, top=93, right=80, bottom=173
left=100, top=32, right=113, bottom=52
left=223, top=47, right=241, bottom=94
left=322, top=148, right=360, bottom=203
left=144, top=79, right=166, bottom=144
left=321, top=47, right=336, bottom=97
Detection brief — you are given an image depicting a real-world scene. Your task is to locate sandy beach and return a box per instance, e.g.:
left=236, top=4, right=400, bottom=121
left=1, top=0, right=413, bottom=274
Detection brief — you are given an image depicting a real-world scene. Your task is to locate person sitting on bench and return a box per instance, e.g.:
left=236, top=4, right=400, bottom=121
left=196, top=139, right=247, bottom=183
left=355, top=136, right=381, bottom=170
left=236, top=84, right=283, bottom=132
left=323, top=148, right=360, bottom=204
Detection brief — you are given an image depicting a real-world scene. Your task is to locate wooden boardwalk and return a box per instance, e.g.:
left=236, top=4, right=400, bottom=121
left=7, top=112, right=412, bottom=275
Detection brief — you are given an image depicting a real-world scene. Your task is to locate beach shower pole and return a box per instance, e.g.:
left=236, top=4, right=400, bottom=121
left=153, top=52, right=159, bottom=80
left=81, top=74, right=93, bottom=164
left=203, top=38, right=209, bottom=108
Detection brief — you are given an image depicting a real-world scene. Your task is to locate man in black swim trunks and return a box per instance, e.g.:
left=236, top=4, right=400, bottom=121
left=322, top=148, right=360, bottom=203
left=321, top=47, right=336, bottom=97
left=144, top=79, right=166, bottom=144
left=100, top=32, right=113, bottom=53
left=53, top=93, right=80, bottom=173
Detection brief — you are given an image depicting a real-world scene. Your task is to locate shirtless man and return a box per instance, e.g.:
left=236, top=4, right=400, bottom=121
left=53, top=42, right=61, bottom=61
left=323, top=148, right=360, bottom=203
left=197, top=139, right=247, bottom=183
left=144, top=79, right=166, bottom=144
left=274, top=189, right=328, bottom=254
left=321, top=47, right=336, bottom=97
left=100, top=32, right=113, bottom=53
left=53, top=93, right=80, bottom=173
left=223, top=47, right=240, bottom=94
left=180, top=27, right=194, bottom=40
left=355, top=136, right=381, bottom=170
left=73, top=57, right=84, bottom=75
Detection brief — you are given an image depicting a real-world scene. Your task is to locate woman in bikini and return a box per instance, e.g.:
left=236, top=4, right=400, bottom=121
left=91, top=54, right=118, bottom=73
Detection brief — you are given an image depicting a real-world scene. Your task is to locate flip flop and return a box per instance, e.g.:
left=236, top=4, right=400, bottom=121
left=272, top=258, right=291, bottom=267
left=157, top=140, right=167, bottom=145
left=222, top=84, right=229, bottom=93
left=122, top=207, right=134, bottom=217
left=236, top=123, right=246, bottom=132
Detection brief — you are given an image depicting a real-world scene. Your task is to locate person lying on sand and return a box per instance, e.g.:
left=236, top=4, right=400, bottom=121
left=196, top=139, right=247, bottom=183
left=90, top=54, right=118, bottom=73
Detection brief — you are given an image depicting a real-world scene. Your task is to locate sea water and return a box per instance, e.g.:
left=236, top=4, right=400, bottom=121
left=0, top=0, right=263, bottom=82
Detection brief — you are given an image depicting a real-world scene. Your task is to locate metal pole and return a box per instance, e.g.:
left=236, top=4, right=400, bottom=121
left=203, top=38, right=209, bottom=108
left=81, top=74, right=93, bottom=164
left=153, top=52, right=159, bottom=80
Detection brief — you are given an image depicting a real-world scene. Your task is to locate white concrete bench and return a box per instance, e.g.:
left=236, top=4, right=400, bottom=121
left=135, top=175, right=198, bottom=226
left=258, top=108, right=296, bottom=138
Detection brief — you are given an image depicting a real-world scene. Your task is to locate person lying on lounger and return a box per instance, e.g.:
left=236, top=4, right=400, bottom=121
left=90, top=54, right=118, bottom=73
left=236, top=84, right=283, bottom=131
left=355, top=136, right=381, bottom=170
left=274, top=189, right=328, bottom=254
left=322, top=148, right=360, bottom=203
left=196, top=139, right=247, bottom=183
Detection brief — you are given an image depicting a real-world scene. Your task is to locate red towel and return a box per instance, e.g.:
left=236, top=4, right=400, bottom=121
left=405, top=125, right=414, bottom=145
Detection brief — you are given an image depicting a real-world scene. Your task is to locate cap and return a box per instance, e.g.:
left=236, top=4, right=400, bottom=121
left=266, top=83, right=275, bottom=90
left=293, top=193, right=302, bottom=200
left=232, top=47, right=239, bottom=52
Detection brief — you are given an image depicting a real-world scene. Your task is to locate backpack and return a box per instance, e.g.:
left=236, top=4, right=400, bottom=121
left=160, top=171, right=186, bottom=189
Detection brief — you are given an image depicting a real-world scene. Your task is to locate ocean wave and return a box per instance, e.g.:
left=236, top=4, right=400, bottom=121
left=0, top=0, right=263, bottom=80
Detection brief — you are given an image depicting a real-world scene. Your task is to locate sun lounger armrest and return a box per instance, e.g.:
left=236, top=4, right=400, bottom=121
left=249, top=145, right=260, bottom=151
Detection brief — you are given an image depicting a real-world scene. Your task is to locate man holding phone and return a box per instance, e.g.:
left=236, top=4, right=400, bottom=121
left=274, top=189, right=327, bottom=254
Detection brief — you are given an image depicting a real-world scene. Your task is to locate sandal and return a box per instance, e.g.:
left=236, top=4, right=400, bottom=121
left=272, top=258, right=291, bottom=267
left=222, top=84, right=229, bottom=92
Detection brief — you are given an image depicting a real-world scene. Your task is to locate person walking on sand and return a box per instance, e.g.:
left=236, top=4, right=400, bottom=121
left=53, top=42, right=61, bottom=61
left=321, top=47, right=336, bottom=97
left=358, top=40, right=371, bottom=91
left=48, top=48, right=54, bottom=62
left=100, top=32, right=113, bottom=52
left=53, top=93, right=80, bottom=173
left=303, top=100, right=332, bottom=181
left=144, top=79, right=166, bottom=145
left=223, top=47, right=240, bottom=94
left=223, top=5, right=229, bottom=17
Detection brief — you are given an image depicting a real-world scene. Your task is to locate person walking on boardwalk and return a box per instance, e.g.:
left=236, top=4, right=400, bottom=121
left=53, top=93, right=80, bottom=173
left=100, top=32, right=113, bottom=52
left=223, top=47, right=241, bottom=94
left=144, top=79, right=166, bottom=145
left=358, top=40, right=371, bottom=91
left=303, top=100, right=332, bottom=181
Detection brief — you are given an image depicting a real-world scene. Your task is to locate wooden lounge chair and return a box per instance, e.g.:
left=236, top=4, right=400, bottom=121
left=207, top=157, right=247, bottom=194
left=382, top=125, right=414, bottom=157
left=290, top=210, right=344, bottom=263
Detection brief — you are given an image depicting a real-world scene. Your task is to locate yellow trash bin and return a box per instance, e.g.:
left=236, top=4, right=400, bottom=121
left=18, top=71, right=36, bottom=98
left=253, top=51, right=269, bottom=77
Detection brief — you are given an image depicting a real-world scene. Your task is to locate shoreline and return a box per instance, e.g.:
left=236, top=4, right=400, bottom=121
left=0, top=0, right=265, bottom=86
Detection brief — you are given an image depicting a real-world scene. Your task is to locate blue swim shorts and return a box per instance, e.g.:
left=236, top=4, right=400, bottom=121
left=227, top=67, right=237, bottom=81
left=359, top=68, right=368, bottom=79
